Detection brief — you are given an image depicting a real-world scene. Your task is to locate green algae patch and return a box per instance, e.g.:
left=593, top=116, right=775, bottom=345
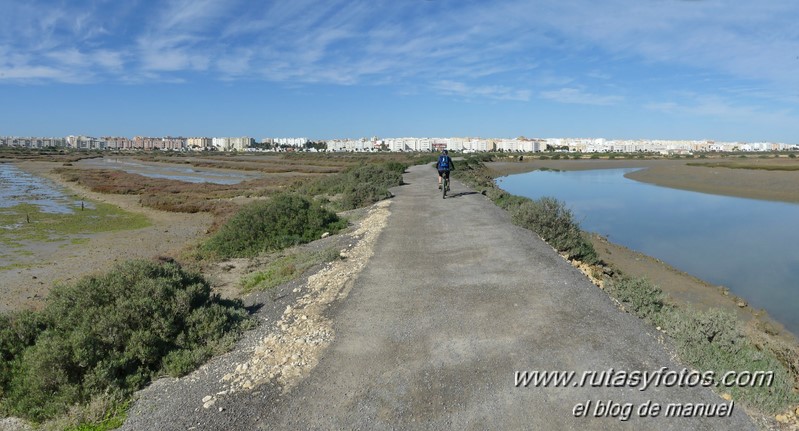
left=0, top=202, right=150, bottom=246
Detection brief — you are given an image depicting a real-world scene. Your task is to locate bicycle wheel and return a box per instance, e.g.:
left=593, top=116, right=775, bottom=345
left=442, top=176, right=448, bottom=199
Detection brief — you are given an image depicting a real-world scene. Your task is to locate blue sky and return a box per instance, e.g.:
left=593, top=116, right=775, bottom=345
left=1, top=0, right=798, bottom=142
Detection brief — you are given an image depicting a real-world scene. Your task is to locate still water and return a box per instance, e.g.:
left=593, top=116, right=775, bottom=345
left=499, top=168, right=799, bottom=336
left=0, top=163, right=87, bottom=214
left=76, top=158, right=262, bottom=184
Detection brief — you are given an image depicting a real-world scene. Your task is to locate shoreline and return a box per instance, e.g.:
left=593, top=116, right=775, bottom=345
left=0, top=161, right=212, bottom=313
left=489, top=158, right=799, bottom=203
left=487, top=159, right=799, bottom=345
left=589, top=234, right=798, bottom=345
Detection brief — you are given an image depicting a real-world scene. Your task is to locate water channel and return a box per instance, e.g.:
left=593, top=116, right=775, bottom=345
left=498, top=168, right=799, bottom=336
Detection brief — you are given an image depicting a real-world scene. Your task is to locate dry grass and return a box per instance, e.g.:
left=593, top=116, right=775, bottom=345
left=137, top=154, right=351, bottom=174
left=53, top=168, right=306, bottom=234
left=687, top=157, right=799, bottom=171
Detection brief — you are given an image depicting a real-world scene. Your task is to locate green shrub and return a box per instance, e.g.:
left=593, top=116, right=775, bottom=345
left=338, top=181, right=392, bottom=210
left=0, top=260, right=251, bottom=422
left=662, top=308, right=798, bottom=413
left=510, top=197, right=599, bottom=264
left=493, top=193, right=530, bottom=212
left=382, top=161, right=408, bottom=174
left=203, top=193, right=347, bottom=259
left=605, top=276, right=664, bottom=323
left=665, top=309, right=743, bottom=363
left=300, top=162, right=403, bottom=211
left=0, top=310, right=45, bottom=395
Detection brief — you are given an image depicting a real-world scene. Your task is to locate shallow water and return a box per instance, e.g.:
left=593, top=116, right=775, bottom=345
left=499, top=168, right=799, bottom=336
left=76, top=158, right=262, bottom=184
left=0, top=163, right=86, bottom=214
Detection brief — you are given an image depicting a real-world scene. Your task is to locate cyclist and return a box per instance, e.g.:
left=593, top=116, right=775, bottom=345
left=436, top=149, right=454, bottom=191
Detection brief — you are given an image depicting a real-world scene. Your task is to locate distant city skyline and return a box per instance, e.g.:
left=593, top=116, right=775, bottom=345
left=2, top=1, right=798, bottom=143
left=5, top=134, right=795, bottom=155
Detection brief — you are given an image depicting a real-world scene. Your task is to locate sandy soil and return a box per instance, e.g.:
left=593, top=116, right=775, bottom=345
left=1, top=161, right=212, bottom=313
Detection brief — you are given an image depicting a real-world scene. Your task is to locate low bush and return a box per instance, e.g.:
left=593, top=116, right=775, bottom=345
left=302, top=162, right=404, bottom=210
left=0, top=260, right=252, bottom=423
left=605, top=276, right=665, bottom=323
left=203, top=193, right=347, bottom=259
left=662, top=308, right=798, bottom=413
left=381, top=161, right=408, bottom=174
left=510, top=197, right=599, bottom=264
left=492, top=193, right=530, bottom=213
left=452, top=155, right=496, bottom=191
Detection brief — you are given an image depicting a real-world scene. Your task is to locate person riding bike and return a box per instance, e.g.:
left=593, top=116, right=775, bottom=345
left=436, top=149, right=454, bottom=191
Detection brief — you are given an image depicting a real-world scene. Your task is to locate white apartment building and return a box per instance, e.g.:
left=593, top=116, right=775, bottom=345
left=103, top=137, right=134, bottom=150
left=67, top=135, right=105, bottom=149
left=187, top=137, right=213, bottom=150
left=0, top=137, right=68, bottom=148
left=325, top=139, right=367, bottom=151
left=212, top=137, right=252, bottom=151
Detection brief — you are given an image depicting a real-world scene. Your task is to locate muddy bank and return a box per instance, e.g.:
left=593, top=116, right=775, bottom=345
left=626, top=163, right=799, bottom=204
left=0, top=161, right=212, bottom=313
left=590, top=235, right=797, bottom=344
left=488, top=158, right=678, bottom=175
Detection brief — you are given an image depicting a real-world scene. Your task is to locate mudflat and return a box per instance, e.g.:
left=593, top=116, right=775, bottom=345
left=1, top=161, right=212, bottom=313
left=626, top=161, right=799, bottom=204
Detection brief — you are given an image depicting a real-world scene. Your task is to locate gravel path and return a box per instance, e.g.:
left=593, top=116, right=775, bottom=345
left=120, top=164, right=757, bottom=430
left=119, top=201, right=391, bottom=430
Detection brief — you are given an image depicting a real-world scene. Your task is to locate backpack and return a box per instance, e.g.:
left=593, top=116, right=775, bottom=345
left=438, top=155, right=450, bottom=170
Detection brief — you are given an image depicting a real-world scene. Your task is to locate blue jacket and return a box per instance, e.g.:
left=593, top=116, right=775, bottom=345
left=436, top=155, right=454, bottom=171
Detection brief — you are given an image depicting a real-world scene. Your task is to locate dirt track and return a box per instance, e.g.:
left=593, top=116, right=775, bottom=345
left=120, top=164, right=756, bottom=430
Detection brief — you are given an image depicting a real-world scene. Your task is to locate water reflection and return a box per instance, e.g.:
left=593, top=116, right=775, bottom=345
left=77, top=158, right=261, bottom=184
left=499, top=168, right=799, bottom=336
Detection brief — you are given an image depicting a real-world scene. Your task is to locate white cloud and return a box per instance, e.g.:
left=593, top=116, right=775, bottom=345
left=644, top=95, right=798, bottom=127
left=541, top=88, right=623, bottom=106
left=434, top=80, right=531, bottom=102
left=159, top=0, right=229, bottom=28
left=0, top=65, right=66, bottom=81
left=0, top=0, right=797, bottom=111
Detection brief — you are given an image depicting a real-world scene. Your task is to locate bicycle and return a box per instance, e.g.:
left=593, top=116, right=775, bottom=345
left=436, top=149, right=453, bottom=199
